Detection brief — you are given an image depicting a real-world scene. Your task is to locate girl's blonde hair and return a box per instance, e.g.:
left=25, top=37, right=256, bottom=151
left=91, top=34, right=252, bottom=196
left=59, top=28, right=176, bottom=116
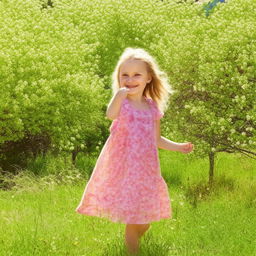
left=111, top=47, right=174, bottom=113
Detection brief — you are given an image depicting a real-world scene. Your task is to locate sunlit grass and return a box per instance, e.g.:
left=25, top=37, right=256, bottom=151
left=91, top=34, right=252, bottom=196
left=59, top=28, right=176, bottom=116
left=1, top=151, right=255, bottom=255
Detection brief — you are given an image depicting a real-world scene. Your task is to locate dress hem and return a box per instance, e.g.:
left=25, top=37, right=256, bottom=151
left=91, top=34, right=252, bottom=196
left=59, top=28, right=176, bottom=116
left=75, top=208, right=172, bottom=224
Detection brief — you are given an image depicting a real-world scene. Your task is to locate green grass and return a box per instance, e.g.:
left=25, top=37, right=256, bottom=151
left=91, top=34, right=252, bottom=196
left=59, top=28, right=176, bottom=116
left=0, top=151, right=255, bottom=255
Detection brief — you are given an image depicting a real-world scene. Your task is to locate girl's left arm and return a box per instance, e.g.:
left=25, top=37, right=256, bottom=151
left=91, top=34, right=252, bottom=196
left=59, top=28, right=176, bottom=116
left=155, top=119, right=194, bottom=153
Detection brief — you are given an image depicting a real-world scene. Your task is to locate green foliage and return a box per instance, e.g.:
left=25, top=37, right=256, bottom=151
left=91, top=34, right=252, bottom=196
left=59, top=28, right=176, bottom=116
left=0, top=166, right=86, bottom=192
left=26, top=151, right=70, bottom=176
left=75, top=152, right=97, bottom=177
left=0, top=0, right=109, bottom=170
left=156, top=0, right=256, bottom=158
left=0, top=0, right=255, bottom=172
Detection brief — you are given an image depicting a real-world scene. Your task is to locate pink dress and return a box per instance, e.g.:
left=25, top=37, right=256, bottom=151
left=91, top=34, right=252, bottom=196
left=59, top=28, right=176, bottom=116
left=75, top=96, right=172, bottom=224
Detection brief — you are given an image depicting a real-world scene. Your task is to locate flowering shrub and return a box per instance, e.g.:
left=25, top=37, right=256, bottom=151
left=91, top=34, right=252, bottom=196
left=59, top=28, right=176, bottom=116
left=0, top=0, right=108, bottom=166
left=0, top=0, right=255, bottom=174
left=154, top=0, right=256, bottom=159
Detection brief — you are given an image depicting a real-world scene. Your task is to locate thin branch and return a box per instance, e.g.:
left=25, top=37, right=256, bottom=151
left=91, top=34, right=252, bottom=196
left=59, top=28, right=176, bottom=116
left=238, top=150, right=256, bottom=160
left=221, top=144, right=256, bottom=156
left=218, top=146, right=256, bottom=160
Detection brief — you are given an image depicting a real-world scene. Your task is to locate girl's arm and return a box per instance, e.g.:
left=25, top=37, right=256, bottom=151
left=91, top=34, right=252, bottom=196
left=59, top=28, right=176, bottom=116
left=106, top=88, right=130, bottom=120
left=155, top=119, right=194, bottom=153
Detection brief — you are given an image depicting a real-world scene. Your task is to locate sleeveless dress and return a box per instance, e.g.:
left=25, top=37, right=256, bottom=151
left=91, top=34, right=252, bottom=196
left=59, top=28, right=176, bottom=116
left=75, top=96, right=172, bottom=224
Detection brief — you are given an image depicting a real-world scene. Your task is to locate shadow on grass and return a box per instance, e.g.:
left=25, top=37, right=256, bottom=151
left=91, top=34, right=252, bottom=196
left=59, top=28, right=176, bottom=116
left=184, top=174, right=235, bottom=208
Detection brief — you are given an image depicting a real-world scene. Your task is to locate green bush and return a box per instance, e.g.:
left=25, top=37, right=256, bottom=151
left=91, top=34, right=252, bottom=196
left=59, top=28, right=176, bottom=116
left=0, top=0, right=255, bottom=174
left=0, top=0, right=109, bottom=171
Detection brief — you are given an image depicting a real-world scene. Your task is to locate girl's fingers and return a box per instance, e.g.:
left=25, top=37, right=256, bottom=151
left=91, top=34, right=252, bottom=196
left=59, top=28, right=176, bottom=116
left=181, top=143, right=194, bottom=153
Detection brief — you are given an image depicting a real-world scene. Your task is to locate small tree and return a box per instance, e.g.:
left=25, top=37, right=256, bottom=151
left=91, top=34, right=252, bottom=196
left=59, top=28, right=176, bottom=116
left=154, top=0, right=256, bottom=185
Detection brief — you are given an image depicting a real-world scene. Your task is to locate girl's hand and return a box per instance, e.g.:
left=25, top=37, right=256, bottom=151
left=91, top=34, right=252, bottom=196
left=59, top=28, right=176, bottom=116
left=116, top=87, right=130, bottom=100
left=178, top=142, right=194, bottom=154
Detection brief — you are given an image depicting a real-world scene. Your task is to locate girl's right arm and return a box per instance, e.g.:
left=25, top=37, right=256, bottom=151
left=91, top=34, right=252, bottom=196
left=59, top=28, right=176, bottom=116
left=106, top=88, right=130, bottom=120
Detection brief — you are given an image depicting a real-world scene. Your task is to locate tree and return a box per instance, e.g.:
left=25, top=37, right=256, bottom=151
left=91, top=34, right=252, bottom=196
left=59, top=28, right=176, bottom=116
left=156, top=0, right=256, bottom=185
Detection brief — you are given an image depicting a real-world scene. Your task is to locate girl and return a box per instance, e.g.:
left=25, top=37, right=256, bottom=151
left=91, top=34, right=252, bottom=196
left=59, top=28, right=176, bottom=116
left=75, top=47, right=194, bottom=255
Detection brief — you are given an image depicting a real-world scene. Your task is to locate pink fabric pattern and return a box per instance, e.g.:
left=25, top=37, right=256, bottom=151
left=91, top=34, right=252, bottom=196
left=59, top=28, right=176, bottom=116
left=75, top=96, right=172, bottom=224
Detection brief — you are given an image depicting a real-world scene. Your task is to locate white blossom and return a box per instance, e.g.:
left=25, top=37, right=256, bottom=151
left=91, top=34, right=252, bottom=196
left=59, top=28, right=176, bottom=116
left=246, top=115, right=251, bottom=120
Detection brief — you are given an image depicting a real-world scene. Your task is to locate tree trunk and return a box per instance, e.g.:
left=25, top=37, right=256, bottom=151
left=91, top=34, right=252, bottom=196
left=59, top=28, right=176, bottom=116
left=72, top=150, right=78, bottom=166
left=208, top=151, right=215, bottom=187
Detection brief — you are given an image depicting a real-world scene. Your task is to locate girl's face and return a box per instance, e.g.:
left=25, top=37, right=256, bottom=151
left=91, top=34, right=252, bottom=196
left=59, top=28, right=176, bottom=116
left=119, top=59, right=152, bottom=95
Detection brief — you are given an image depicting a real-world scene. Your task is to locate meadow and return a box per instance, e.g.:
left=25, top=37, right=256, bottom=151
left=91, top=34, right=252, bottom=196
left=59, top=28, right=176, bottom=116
left=0, top=0, right=255, bottom=255
left=1, top=150, right=255, bottom=255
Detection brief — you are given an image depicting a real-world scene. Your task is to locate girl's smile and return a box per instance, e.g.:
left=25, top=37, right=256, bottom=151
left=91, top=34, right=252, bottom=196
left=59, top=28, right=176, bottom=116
left=125, top=85, right=139, bottom=88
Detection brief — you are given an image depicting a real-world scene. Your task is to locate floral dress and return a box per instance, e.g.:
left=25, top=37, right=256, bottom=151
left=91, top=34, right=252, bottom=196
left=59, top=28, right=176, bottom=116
left=75, top=96, right=172, bottom=224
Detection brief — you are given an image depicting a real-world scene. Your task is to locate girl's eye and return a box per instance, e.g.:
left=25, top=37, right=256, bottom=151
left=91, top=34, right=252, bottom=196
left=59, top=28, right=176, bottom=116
left=122, top=74, right=141, bottom=77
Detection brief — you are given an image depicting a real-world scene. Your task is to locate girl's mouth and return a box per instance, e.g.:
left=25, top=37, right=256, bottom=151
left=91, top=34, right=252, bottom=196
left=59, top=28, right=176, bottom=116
left=126, top=85, right=138, bottom=88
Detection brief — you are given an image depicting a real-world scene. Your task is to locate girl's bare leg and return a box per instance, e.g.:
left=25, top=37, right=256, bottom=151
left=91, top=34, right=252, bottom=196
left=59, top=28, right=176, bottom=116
left=124, top=224, right=151, bottom=255
left=125, top=224, right=140, bottom=255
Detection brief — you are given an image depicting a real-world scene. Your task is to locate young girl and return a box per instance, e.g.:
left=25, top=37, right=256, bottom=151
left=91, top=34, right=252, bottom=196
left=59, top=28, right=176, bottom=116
left=75, top=47, right=194, bottom=255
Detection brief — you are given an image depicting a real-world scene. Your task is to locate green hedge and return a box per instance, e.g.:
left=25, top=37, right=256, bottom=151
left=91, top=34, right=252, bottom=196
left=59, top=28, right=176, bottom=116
left=0, top=0, right=255, bottom=171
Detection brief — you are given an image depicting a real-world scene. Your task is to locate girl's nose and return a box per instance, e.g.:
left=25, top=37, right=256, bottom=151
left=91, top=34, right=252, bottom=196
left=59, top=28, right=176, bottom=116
left=126, top=77, right=133, bottom=82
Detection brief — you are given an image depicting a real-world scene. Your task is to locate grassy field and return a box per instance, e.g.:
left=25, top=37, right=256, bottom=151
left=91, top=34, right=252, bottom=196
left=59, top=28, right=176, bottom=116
left=0, top=151, right=255, bottom=255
